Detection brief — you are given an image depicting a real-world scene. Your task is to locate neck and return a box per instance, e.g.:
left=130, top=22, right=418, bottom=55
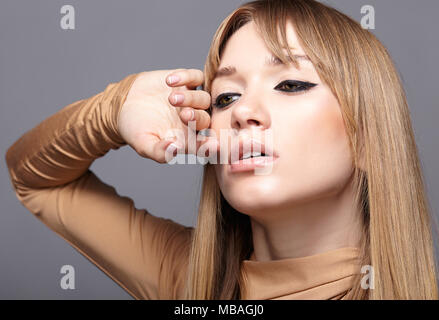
left=249, top=176, right=363, bottom=261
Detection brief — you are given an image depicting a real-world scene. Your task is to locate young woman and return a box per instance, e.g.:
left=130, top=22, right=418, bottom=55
left=5, top=0, right=438, bottom=300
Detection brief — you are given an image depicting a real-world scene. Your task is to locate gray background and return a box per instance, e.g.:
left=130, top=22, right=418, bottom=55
left=1, top=0, right=438, bottom=299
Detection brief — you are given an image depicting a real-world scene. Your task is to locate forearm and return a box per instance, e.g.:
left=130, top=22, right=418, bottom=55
left=5, top=73, right=139, bottom=196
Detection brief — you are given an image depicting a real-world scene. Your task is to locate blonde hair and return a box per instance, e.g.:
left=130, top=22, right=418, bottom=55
left=183, top=0, right=439, bottom=299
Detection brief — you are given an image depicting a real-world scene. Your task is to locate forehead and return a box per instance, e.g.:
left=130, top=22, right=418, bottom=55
left=218, top=20, right=306, bottom=66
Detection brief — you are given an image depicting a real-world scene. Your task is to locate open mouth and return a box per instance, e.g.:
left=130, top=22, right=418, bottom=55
left=240, top=151, right=268, bottom=160
left=230, top=138, right=276, bottom=162
left=228, top=138, right=279, bottom=171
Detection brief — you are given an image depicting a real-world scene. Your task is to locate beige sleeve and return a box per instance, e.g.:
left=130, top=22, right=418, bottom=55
left=4, top=73, right=193, bottom=300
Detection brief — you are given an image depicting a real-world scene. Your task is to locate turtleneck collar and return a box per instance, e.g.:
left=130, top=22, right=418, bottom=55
left=240, top=246, right=362, bottom=300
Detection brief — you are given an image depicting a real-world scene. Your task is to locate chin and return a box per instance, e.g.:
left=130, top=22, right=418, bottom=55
left=220, top=176, right=284, bottom=215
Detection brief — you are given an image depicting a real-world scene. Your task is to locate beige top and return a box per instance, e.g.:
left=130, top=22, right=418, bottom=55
left=5, top=73, right=361, bottom=300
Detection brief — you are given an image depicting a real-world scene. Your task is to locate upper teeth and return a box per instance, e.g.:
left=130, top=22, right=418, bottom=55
left=241, top=151, right=263, bottom=160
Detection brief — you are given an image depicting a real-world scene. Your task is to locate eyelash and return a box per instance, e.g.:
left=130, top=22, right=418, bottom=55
left=212, top=80, right=317, bottom=109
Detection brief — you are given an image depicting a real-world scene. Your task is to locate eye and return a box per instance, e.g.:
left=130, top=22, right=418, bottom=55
left=212, top=80, right=317, bottom=109
left=274, top=80, right=317, bottom=92
left=212, top=92, right=241, bottom=109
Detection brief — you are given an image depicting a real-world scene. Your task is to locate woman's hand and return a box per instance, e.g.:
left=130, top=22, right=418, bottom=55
left=118, top=69, right=216, bottom=163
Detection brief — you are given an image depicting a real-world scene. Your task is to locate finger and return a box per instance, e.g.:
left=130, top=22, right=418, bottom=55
left=165, top=69, right=204, bottom=89
left=168, top=90, right=211, bottom=110
left=135, top=133, right=179, bottom=164
left=179, top=108, right=211, bottom=131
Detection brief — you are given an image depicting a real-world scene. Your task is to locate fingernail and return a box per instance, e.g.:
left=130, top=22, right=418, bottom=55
left=167, top=75, right=180, bottom=85
left=166, top=143, right=178, bottom=157
left=182, top=109, right=194, bottom=120
left=173, top=94, right=184, bottom=104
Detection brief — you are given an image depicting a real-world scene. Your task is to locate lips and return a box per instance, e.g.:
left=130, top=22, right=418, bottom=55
left=229, top=137, right=277, bottom=163
left=228, top=137, right=279, bottom=172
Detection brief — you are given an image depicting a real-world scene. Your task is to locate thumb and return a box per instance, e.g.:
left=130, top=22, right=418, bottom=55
left=135, top=133, right=180, bottom=164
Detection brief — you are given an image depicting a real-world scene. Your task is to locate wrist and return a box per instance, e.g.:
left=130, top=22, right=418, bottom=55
left=101, top=73, right=141, bottom=148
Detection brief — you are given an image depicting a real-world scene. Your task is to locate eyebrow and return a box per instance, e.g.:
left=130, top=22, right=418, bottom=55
left=213, top=54, right=310, bottom=79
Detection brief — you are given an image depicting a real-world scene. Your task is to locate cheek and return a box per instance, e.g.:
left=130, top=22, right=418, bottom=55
left=276, top=91, right=353, bottom=194
left=304, top=95, right=347, bottom=152
left=277, top=91, right=347, bottom=148
left=210, top=112, right=230, bottom=193
left=210, top=112, right=226, bottom=135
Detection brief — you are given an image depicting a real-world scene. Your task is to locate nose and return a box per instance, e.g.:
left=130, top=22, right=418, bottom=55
left=230, top=91, right=271, bottom=131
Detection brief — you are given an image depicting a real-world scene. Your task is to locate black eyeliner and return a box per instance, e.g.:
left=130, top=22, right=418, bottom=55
left=274, top=80, right=317, bottom=91
left=213, top=80, right=317, bottom=109
left=212, top=92, right=241, bottom=108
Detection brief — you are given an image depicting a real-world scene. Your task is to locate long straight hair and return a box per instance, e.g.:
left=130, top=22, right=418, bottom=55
left=183, top=0, right=439, bottom=299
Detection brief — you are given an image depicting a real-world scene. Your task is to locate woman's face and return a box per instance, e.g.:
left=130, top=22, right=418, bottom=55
left=210, top=21, right=354, bottom=218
